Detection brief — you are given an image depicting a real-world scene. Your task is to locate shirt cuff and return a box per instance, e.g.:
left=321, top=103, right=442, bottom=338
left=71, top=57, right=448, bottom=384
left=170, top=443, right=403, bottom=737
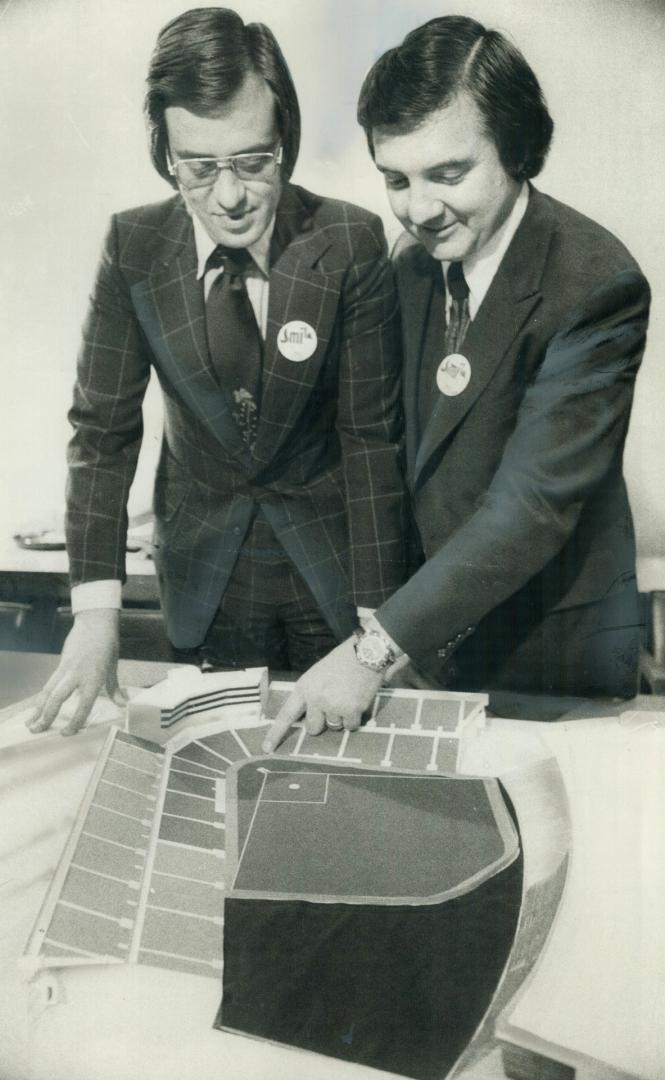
left=71, top=580, right=122, bottom=614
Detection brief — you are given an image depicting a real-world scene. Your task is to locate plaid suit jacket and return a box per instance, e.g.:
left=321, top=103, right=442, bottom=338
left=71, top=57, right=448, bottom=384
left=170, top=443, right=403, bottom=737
left=66, top=184, right=407, bottom=647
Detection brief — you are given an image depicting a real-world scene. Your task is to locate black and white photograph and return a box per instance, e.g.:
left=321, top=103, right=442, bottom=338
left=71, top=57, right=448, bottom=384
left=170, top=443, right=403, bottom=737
left=1, top=2, right=664, bottom=1078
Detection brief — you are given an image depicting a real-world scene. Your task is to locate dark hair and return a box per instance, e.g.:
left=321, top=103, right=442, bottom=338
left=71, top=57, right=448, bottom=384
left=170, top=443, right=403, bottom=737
left=357, top=16, right=553, bottom=182
left=145, top=7, right=301, bottom=186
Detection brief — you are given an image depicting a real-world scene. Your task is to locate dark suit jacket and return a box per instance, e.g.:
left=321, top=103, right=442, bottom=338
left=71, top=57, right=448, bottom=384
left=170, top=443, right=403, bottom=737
left=377, top=186, right=650, bottom=696
left=66, top=184, right=407, bottom=647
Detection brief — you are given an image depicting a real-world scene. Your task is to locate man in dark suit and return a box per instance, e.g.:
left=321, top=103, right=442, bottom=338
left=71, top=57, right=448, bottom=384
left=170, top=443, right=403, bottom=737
left=265, top=15, right=650, bottom=748
left=28, top=8, right=406, bottom=735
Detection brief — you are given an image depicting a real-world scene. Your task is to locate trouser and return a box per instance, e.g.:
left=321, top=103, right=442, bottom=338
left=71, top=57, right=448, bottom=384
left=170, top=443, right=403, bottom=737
left=173, top=511, right=339, bottom=673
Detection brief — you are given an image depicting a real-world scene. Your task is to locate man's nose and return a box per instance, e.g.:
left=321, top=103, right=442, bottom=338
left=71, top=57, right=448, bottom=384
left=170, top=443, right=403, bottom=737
left=407, top=185, right=445, bottom=227
left=210, top=166, right=246, bottom=211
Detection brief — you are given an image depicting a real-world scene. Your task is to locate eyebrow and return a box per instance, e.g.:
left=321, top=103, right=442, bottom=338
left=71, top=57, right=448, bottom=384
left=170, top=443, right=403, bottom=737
left=376, top=158, right=474, bottom=174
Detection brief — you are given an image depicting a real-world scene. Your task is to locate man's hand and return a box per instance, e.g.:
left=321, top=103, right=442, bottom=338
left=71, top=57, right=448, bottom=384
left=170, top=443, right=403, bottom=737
left=26, top=609, right=125, bottom=736
left=262, top=637, right=383, bottom=753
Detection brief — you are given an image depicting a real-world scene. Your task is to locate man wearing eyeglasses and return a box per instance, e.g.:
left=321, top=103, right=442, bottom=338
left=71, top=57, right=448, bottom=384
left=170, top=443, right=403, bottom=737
left=28, top=7, right=406, bottom=735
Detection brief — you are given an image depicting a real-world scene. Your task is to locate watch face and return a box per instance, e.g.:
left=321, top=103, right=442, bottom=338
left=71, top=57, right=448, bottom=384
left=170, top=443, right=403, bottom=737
left=357, top=632, right=390, bottom=668
left=365, top=638, right=385, bottom=663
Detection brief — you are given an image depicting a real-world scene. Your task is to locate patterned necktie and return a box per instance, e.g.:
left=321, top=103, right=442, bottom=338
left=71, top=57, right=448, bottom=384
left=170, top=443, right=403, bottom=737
left=205, top=246, right=263, bottom=449
left=444, top=261, right=470, bottom=355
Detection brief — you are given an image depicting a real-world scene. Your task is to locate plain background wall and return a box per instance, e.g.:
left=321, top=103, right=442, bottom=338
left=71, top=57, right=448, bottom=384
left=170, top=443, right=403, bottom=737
left=1, top=0, right=664, bottom=585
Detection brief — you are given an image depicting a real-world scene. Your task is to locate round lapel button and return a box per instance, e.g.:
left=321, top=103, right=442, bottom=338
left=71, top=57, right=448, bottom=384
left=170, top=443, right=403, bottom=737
left=436, top=353, right=471, bottom=396
left=277, top=320, right=318, bottom=362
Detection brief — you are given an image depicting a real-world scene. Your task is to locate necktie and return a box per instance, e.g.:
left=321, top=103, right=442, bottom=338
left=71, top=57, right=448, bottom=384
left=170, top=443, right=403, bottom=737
left=444, top=261, right=470, bottom=355
left=418, top=262, right=471, bottom=431
left=205, top=246, right=263, bottom=449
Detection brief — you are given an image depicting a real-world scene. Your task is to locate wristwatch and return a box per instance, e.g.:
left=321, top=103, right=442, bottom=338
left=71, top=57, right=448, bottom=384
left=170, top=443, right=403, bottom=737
left=352, top=627, right=396, bottom=673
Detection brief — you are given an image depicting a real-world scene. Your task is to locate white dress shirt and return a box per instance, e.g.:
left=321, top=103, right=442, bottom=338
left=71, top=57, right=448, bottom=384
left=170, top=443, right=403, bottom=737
left=442, top=182, right=529, bottom=319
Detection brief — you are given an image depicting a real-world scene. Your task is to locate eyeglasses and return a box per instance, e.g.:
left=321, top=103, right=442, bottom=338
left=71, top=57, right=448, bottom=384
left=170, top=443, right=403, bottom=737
left=167, top=146, right=283, bottom=190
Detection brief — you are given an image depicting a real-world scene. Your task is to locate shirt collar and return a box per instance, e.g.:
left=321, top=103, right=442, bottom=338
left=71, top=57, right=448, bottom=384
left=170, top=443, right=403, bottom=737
left=443, top=182, right=529, bottom=319
left=192, top=212, right=275, bottom=279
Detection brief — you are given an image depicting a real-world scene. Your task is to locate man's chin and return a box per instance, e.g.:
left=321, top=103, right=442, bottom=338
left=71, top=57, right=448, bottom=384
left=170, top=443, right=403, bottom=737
left=411, top=224, right=470, bottom=262
left=211, top=222, right=259, bottom=247
left=423, top=237, right=468, bottom=262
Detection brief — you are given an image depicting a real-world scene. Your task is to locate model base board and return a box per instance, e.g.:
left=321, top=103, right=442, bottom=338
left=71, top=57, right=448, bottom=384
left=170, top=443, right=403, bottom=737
left=24, top=674, right=489, bottom=979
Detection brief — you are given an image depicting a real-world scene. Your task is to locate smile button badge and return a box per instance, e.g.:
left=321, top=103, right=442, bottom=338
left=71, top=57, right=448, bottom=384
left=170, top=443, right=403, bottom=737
left=436, top=353, right=471, bottom=396
left=277, top=320, right=318, bottom=362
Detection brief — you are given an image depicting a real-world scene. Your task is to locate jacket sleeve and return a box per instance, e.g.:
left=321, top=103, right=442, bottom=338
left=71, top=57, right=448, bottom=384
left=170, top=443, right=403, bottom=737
left=335, top=214, right=408, bottom=607
left=376, top=267, right=650, bottom=670
left=66, top=215, right=152, bottom=586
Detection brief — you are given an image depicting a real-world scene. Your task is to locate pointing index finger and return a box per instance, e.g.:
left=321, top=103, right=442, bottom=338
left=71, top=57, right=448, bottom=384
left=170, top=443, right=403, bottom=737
left=262, top=687, right=306, bottom=753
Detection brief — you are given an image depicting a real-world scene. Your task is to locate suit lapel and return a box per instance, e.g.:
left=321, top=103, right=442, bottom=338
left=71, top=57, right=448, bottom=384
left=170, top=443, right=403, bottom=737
left=395, top=240, right=438, bottom=485
left=413, top=187, right=553, bottom=487
left=131, top=200, right=251, bottom=467
left=251, top=185, right=340, bottom=468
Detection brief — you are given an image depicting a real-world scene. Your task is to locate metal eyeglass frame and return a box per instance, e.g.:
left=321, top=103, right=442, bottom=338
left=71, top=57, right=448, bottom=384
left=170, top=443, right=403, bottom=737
left=166, top=146, right=283, bottom=189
